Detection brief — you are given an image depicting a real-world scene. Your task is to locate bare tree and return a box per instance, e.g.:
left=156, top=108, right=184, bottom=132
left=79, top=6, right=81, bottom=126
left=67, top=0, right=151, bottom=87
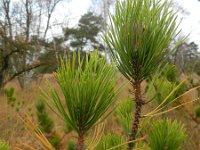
left=2, top=0, right=12, bottom=38
left=0, top=0, right=68, bottom=90
left=0, top=0, right=58, bottom=89
left=91, top=0, right=115, bottom=20
left=24, top=0, right=32, bottom=41
left=43, top=0, right=63, bottom=39
left=36, top=0, right=43, bottom=36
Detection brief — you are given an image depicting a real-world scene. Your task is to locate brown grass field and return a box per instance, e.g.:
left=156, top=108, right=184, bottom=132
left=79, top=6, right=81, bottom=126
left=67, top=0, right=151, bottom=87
left=0, top=73, right=200, bottom=150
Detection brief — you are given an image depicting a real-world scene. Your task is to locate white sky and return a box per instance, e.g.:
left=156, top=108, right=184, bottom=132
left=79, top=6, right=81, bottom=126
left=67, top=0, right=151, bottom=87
left=49, top=0, right=92, bottom=38
left=50, top=0, right=200, bottom=47
left=174, top=0, right=200, bottom=45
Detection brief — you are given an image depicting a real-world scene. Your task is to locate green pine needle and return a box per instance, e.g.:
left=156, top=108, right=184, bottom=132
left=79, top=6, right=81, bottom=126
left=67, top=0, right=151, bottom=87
left=42, top=51, right=119, bottom=136
left=148, top=119, right=186, bottom=150
left=104, top=0, right=181, bottom=82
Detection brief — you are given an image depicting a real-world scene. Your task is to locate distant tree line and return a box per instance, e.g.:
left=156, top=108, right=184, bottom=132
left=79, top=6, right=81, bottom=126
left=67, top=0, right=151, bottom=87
left=171, top=41, right=200, bottom=75
left=0, top=0, right=112, bottom=90
left=0, top=0, right=199, bottom=91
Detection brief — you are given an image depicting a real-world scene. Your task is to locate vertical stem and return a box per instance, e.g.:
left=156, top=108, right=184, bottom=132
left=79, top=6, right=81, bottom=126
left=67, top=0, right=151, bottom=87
left=0, top=74, right=3, bottom=95
left=76, top=132, right=85, bottom=150
left=128, top=80, right=144, bottom=150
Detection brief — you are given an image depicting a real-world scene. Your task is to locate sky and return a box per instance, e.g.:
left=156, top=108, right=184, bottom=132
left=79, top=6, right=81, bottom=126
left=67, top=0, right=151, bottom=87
left=50, top=0, right=200, bottom=47
left=174, top=0, right=200, bottom=45
left=48, top=0, right=92, bottom=38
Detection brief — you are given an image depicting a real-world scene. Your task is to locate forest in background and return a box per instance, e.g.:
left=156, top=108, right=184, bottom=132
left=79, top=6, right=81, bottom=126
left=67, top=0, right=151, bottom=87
left=0, top=0, right=199, bottom=90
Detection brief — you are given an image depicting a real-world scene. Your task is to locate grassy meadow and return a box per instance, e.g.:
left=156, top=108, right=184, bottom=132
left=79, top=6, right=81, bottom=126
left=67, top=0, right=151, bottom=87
left=0, top=73, right=199, bottom=150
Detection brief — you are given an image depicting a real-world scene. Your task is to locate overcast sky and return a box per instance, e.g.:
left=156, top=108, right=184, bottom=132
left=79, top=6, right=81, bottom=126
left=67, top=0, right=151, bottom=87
left=175, top=0, right=200, bottom=45
left=51, top=0, right=200, bottom=47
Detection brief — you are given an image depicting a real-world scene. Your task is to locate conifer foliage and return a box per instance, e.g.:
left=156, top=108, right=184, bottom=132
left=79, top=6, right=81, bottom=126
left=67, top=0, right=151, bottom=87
left=104, top=0, right=181, bottom=149
left=42, top=51, right=118, bottom=150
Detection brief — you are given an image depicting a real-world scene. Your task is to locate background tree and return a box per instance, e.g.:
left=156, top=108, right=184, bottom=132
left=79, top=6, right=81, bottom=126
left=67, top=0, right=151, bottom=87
left=172, top=41, right=200, bottom=74
left=0, top=0, right=66, bottom=90
left=63, top=12, right=105, bottom=52
left=90, top=0, right=115, bottom=55
left=91, top=0, right=115, bottom=22
left=43, top=0, right=63, bottom=39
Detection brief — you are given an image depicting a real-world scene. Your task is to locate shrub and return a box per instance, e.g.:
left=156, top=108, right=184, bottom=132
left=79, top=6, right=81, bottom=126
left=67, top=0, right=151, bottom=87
left=0, top=140, right=10, bottom=150
left=4, top=87, right=27, bottom=112
left=163, top=64, right=177, bottom=83
left=95, top=134, right=125, bottom=150
left=175, top=82, right=187, bottom=97
left=36, top=99, right=54, bottom=133
left=49, top=135, right=60, bottom=149
left=195, top=106, right=200, bottom=118
left=146, top=76, right=188, bottom=108
left=66, top=140, right=75, bottom=150
left=4, top=87, right=16, bottom=106
left=148, top=119, right=186, bottom=150
left=146, top=79, right=176, bottom=106
left=115, top=97, right=133, bottom=135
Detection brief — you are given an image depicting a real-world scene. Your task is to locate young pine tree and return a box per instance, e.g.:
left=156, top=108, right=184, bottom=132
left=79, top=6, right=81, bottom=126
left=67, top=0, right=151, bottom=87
left=148, top=119, right=186, bottom=150
left=104, top=0, right=181, bottom=149
left=42, top=51, right=119, bottom=150
left=36, top=99, right=54, bottom=133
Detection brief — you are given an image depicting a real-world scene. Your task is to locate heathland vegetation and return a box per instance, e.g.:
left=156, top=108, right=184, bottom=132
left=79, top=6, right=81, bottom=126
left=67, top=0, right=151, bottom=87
left=0, top=0, right=200, bottom=150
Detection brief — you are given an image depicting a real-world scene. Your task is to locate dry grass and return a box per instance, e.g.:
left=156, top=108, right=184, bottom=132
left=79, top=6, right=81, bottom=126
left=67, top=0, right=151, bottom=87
left=0, top=73, right=199, bottom=149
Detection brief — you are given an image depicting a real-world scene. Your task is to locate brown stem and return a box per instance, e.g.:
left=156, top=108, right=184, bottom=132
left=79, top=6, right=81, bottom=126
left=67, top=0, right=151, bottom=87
left=76, top=132, right=85, bottom=150
left=128, top=81, right=144, bottom=150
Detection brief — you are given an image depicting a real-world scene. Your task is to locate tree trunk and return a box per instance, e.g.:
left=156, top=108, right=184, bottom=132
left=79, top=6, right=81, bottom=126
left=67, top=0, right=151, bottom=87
left=43, top=14, right=51, bottom=39
left=0, top=73, right=4, bottom=94
left=128, top=80, right=144, bottom=150
left=17, top=75, right=25, bottom=89
left=17, top=52, right=27, bottom=90
left=76, top=132, right=85, bottom=150
left=25, top=0, right=31, bottom=42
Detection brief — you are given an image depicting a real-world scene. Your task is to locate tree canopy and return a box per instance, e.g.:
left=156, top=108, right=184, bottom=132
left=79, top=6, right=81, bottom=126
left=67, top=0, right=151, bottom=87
left=64, top=12, right=105, bottom=51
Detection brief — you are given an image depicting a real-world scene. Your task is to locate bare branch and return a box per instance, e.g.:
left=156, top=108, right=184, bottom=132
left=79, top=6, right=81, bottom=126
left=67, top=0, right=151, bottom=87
left=43, top=0, right=63, bottom=39
left=2, top=62, right=48, bottom=86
